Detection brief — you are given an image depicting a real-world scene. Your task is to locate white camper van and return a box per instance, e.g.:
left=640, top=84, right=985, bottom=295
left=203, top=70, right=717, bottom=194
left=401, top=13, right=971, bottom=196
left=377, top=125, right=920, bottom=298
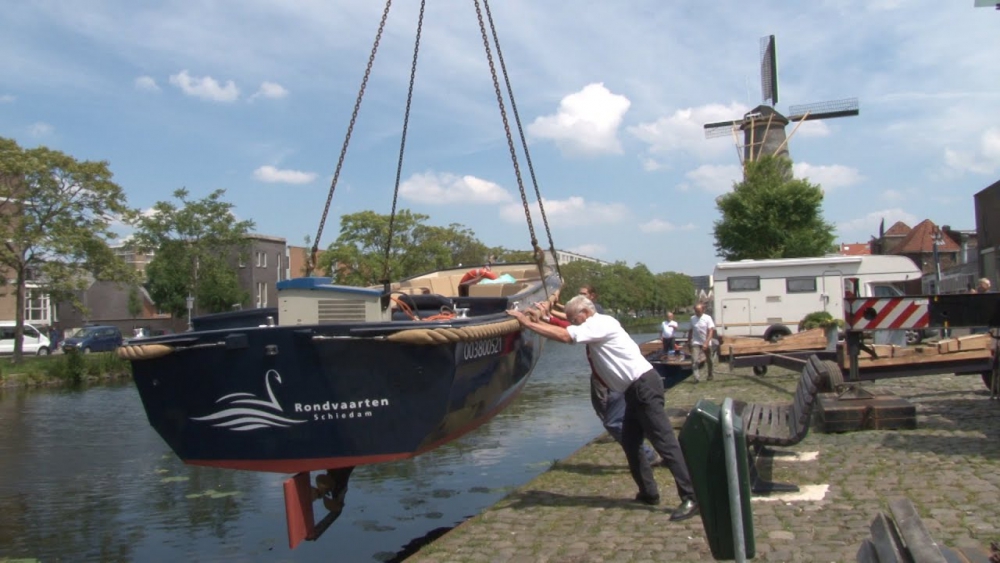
left=712, top=255, right=922, bottom=342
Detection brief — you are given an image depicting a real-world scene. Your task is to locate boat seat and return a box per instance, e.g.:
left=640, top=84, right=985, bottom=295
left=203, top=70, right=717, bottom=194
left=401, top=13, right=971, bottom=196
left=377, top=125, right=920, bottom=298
left=396, top=293, right=453, bottom=311
left=467, top=282, right=528, bottom=298
left=428, top=276, right=459, bottom=297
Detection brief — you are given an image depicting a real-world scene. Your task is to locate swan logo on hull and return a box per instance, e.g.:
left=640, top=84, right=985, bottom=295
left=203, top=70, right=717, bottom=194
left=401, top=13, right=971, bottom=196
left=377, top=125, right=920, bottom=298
left=190, top=370, right=392, bottom=430
left=191, top=369, right=307, bottom=431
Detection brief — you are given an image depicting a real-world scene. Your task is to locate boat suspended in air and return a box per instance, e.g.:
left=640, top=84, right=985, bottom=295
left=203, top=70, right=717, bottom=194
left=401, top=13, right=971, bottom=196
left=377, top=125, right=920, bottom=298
left=117, top=0, right=564, bottom=549
left=122, top=263, right=560, bottom=476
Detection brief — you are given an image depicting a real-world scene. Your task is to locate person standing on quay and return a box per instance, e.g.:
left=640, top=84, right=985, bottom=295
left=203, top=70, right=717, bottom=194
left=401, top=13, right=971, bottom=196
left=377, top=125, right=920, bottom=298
left=544, top=288, right=657, bottom=465
left=510, top=295, right=699, bottom=522
left=660, top=311, right=679, bottom=356
left=688, top=303, right=715, bottom=382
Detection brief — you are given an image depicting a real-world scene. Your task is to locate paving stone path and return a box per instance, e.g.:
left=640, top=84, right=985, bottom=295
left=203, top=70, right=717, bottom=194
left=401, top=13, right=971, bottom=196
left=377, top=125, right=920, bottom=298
left=408, top=362, right=1000, bottom=562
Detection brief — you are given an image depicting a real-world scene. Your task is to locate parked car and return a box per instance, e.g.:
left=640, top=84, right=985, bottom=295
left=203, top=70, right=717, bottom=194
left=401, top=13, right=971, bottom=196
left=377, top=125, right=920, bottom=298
left=62, top=325, right=123, bottom=354
left=126, top=327, right=176, bottom=344
left=0, top=321, right=52, bottom=355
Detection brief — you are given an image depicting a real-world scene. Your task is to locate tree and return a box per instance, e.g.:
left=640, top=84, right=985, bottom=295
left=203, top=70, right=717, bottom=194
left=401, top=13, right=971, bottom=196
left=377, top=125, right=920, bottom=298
left=713, top=156, right=835, bottom=261
left=318, top=210, right=495, bottom=286
left=127, top=285, right=143, bottom=320
left=0, top=137, right=135, bottom=362
left=128, top=188, right=253, bottom=317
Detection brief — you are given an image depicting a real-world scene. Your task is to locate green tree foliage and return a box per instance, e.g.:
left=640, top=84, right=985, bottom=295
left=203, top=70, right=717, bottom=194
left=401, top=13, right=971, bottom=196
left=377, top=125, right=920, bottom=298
left=556, top=260, right=694, bottom=316
left=0, top=137, right=135, bottom=362
left=318, top=210, right=494, bottom=286
left=128, top=188, right=253, bottom=316
left=127, top=285, right=143, bottom=319
left=713, top=156, right=836, bottom=261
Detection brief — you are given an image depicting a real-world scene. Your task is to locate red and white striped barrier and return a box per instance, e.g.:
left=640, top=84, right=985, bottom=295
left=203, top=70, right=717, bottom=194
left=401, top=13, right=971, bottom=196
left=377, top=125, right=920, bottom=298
left=844, top=297, right=930, bottom=330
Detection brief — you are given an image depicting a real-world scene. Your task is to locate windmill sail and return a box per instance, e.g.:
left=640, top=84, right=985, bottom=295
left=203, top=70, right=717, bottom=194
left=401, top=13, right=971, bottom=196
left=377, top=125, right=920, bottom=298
left=760, top=35, right=778, bottom=106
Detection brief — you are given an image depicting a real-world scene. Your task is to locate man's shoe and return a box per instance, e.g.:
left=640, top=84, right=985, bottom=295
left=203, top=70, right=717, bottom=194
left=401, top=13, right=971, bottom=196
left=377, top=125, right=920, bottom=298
left=669, top=499, right=699, bottom=521
left=634, top=492, right=661, bottom=506
left=706, top=375, right=714, bottom=381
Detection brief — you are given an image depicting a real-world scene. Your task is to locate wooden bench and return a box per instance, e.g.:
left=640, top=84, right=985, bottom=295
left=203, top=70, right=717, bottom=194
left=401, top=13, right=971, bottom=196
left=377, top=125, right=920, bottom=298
left=735, top=354, right=834, bottom=494
left=857, top=497, right=995, bottom=562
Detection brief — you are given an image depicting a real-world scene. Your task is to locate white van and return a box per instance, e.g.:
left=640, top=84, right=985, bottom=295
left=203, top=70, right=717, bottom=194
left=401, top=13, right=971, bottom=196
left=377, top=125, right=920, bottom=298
left=713, top=255, right=922, bottom=342
left=0, top=321, right=53, bottom=355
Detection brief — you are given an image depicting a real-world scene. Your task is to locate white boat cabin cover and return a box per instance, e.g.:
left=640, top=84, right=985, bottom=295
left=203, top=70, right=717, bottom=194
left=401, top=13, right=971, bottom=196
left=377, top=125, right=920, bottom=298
left=712, top=255, right=921, bottom=340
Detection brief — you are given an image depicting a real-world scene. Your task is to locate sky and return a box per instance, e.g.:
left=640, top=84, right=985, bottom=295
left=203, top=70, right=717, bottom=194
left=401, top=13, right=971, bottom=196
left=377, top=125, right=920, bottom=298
left=2, top=0, right=999, bottom=277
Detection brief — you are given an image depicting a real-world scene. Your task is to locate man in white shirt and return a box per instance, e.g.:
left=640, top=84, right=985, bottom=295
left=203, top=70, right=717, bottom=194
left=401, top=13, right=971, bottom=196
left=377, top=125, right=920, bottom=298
left=509, top=295, right=698, bottom=522
left=688, top=303, right=715, bottom=382
left=660, top=312, right=679, bottom=355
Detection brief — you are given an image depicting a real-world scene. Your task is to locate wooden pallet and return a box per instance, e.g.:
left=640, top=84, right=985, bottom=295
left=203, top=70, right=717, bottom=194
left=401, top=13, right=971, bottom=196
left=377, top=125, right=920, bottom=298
left=817, top=392, right=916, bottom=433
left=722, top=328, right=828, bottom=357
left=839, top=334, right=993, bottom=370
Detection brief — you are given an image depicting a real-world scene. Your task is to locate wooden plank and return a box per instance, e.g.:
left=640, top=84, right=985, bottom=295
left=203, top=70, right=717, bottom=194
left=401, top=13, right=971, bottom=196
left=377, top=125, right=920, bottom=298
left=957, top=334, right=991, bottom=351
left=853, top=348, right=992, bottom=369
left=887, top=497, right=948, bottom=563
left=937, top=339, right=958, bottom=354
left=892, top=345, right=918, bottom=358
left=724, top=328, right=827, bottom=356
left=638, top=340, right=662, bottom=356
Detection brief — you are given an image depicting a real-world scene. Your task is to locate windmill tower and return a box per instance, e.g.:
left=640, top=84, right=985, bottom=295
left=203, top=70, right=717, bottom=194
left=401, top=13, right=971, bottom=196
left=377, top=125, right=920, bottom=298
left=704, top=35, right=859, bottom=168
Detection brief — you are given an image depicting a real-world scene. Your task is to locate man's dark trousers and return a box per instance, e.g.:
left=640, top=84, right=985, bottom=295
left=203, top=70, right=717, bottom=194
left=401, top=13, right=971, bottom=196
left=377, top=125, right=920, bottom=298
left=621, top=370, right=695, bottom=501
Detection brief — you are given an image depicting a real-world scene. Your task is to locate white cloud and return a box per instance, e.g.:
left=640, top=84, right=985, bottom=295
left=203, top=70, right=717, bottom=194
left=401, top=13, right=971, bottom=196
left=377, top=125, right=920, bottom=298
left=528, top=83, right=631, bottom=156
left=134, top=75, right=160, bottom=92
left=169, top=70, right=240, bottom=102
left=639, top=219, right=696, bottom=234
left=253, top=165, right=317, bottom=184
left=629, top=102, right=750, bottom=161
left=640, top=157, right=664, bottom=172
left=943, top=128, right=1000, bottom=174
left=28, top=122, right=53, bottom=137
left=881, top=189, right=905, bottom=202
left=837, top=208, right=919, bottom=235
left=500, top=196, right=629, bottom=227
left=567, top=244, right=607, bottom=258
left=400, top=171, right=512, bottom=205
left=793, top=162, right=863, bottom=190
left=679, top=164, right=742, bottom=194
left=0, top=94, right=15, bottom=103
left=250, top=81, right=288, bottom=101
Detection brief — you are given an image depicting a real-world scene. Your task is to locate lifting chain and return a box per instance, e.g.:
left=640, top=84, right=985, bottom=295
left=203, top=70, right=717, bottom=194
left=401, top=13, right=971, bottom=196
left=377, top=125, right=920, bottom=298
left=382, top=0, right=427, bottom=284
left=480, top=0, right=561, bottom=282
left=308, top=0, right=394, bottom=275
left=472, top=1, right=543, bottom=272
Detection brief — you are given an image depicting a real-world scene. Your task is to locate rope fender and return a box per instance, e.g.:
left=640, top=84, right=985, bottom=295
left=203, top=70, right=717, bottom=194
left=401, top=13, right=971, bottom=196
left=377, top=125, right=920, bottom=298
left=118, top=319, right=523, bottom=359
left=386, top=318, right=521, bottom=345
left=117, top=344, right=174, bottom=361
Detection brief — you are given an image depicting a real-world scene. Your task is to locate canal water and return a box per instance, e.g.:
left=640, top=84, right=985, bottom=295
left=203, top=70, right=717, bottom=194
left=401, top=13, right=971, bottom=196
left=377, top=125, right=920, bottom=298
left=0, top=335, right=657, bottom=562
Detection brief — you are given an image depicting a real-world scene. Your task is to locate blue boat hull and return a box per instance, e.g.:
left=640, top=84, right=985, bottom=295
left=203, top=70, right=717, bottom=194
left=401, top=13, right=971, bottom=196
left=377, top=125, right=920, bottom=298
left=129, top=321, right=542, bottom=473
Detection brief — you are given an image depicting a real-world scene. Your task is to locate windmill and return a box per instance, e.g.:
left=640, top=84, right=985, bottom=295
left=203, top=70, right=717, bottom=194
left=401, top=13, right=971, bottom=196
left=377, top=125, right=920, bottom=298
left=704, top=35, right=859, bottom=168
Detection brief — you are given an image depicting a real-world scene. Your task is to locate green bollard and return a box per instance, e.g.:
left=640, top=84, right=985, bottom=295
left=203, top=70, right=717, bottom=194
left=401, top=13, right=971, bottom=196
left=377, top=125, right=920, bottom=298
left=678, top=398, right=755, bottom=561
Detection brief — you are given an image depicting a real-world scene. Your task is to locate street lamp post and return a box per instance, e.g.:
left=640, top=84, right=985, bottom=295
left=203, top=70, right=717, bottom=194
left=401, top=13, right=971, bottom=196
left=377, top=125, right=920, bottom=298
left=186, top=295, right=194, bottom=331
left=932, top=228, right=943, bottom=295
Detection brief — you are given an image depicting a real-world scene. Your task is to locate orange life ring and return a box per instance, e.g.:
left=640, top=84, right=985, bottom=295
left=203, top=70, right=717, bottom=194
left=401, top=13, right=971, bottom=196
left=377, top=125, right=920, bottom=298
left=460, top=268, right=498, bottom=285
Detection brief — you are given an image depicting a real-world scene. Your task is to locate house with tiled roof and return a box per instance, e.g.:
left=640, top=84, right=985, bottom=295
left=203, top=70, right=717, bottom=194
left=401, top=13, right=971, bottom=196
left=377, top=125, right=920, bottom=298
left=838, top=242, right=871, bottom=256
left=872, top=221, right=912, bottom=255
left=891, top=219, right=959, bottom=275
left=869, top=218, right=981, bottom=293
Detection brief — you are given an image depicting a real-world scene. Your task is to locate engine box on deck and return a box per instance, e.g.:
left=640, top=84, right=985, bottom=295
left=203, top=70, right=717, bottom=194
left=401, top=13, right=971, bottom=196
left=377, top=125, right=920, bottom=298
left=277, top=277, right=391, bottom=326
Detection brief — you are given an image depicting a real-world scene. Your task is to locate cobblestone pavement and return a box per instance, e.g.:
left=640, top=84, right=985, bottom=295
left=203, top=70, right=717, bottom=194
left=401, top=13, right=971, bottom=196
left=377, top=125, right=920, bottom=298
left=408, top=362, right=1000, bottom=562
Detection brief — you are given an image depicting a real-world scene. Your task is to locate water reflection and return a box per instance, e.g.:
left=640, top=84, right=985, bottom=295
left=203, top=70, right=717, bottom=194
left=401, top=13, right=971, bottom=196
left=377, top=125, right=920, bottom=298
left=0, top=337, right=659, bottom=562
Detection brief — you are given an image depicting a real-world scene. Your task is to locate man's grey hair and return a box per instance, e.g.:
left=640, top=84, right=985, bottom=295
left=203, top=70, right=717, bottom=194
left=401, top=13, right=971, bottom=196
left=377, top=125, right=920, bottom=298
left=565, top=295, right=596, bottom=318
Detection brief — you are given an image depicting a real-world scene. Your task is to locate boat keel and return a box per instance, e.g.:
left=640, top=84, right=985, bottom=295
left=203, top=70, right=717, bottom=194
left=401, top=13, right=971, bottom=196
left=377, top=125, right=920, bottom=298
left=284, top=466, right=355, bottom=549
